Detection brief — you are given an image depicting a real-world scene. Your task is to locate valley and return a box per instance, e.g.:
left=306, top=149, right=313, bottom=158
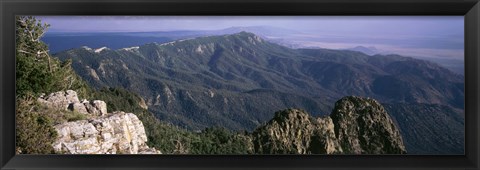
left=53, top=31, right=465, bottom=154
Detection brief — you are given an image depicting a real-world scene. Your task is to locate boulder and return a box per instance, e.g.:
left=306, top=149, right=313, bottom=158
left=39, top=90, right=108, bottom=116
left=69, top=102, right=88, bottom=114
left=84, top=100, right=108, bottom=116
left=38, top=90, right=80, bottom=110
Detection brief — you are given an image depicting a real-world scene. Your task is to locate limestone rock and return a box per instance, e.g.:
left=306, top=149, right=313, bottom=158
left=39, top=90, right=161, bottom=154
left=38, top=90, right=80, bottom=110
left=83, top=100, right=108, bottom=116
left=70, top=102, right=88, bottom=114
left=138, top=97, right=148, bottom=110
left=52, top=111, right=161, bottom=154
left=39, top=90, right=107, bottom=116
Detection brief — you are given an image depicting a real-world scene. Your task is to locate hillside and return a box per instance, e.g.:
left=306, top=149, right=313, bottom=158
left=18, top=16, right=464, bottom=155
left=384, top=103, right=464, bottom=154
left=53, top=31, right=464, bottom=154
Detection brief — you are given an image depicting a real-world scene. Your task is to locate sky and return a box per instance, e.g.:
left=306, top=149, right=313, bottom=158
left=36, top=16, right=464, bottom=60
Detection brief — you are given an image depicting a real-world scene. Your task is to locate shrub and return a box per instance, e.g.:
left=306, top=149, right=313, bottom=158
left=16, top=95, right=57, bottom=154
left=63, top=111, right=88, bottom=122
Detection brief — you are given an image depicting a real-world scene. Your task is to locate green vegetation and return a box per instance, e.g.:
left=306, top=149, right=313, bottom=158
left=92, top=87, right=253, bottom=154
left=188, top=127, right=252, bottom=154
left=15, top=16, right=462, bottom=155
left=384, top=103, right=464, bottom=154
left=16, top=96, right=57, bottom=154
left=63, top=111, right=88, bottom=122
left=55, top=29, right=464, bottom=135
left=16, top=16, right=91, bottom=99
left=15, top=16, right=252, bottom=154
left=16, top=95, right=89, bottom=154
left=15, top=16, right=94, bottom=154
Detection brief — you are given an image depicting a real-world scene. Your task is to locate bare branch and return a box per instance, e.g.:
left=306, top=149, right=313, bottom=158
left=36, top=50, right=49, bottom=58
left=34, top=31, right=46, bottom=42
left=17, top=49, right=34, bottom=55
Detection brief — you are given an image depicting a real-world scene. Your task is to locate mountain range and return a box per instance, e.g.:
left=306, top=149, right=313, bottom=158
left=53, top=31, right=464, bottom=154
left=44, top=26, right=464, bottom=75
left=42, top=26, right=298, bottom=53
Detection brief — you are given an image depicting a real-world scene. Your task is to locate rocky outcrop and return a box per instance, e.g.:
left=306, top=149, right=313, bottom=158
left=251, top=109, right=343, bottom=154
left=309, top=117, right=343, bottom=154
left=251, top=109, right=317, bottom=154
left=38, top=90, right=107, bottom=116
left=251, top=96, right=406, bottom=154
left=38, top=90, right=161, bottom=154
left=330, top=96, right=406, bottom=154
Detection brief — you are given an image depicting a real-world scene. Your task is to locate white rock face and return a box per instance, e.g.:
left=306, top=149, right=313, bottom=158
left=94, top=47, right=109, bottom=53
left=195, top=45, right=204, bottom=54
left=121, top=46, right=139, bottom=52
left=39, top=91, right=108, bottom=116
left=39, top=90, right=161, bottom=154
left=52, top=112, right=160, bottom=154
left=38, top=90, right=80, bottom=110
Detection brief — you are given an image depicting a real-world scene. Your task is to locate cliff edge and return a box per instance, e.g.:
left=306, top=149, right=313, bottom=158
left=37, top=90, right=161, bottom=154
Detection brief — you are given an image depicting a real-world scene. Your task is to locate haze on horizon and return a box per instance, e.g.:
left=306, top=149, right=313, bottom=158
left=37, top=16, right=464, bottom=62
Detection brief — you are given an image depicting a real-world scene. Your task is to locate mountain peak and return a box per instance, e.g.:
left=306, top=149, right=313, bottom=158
left=251, top=96, right=407, bottom=154
left=150, top=31, right=267, bottom=52
left=334, top=96, right=380, bottom=109
left=346, top=46, right=379, bottom=56
left=271, top=108, right=311, bottom=123
left=234, top=31, right=258, bottom=37
left=230, top=31, right=264, bottom=44
left=81, top=46, right=92, bottom=51
left=235, top=31, right=255, bottom=36
left=330, top=96, right=406, bottom=154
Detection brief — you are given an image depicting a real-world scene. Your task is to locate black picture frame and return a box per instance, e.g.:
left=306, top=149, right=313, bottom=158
left=1, top=0, right=479, bottom=169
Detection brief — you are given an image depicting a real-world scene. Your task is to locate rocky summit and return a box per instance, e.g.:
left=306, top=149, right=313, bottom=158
left=251, top=96, right=406, bottom=154
left=330, top=96, right=406, bottom=154
left=37, top=90, right=161, bottom=154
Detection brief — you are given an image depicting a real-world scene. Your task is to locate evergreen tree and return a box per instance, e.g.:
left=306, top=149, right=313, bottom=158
left=15, top=16, right=90, bottom=99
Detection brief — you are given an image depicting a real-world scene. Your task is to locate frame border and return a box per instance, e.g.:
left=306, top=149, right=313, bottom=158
left=1, top=0, right=479, bottom=169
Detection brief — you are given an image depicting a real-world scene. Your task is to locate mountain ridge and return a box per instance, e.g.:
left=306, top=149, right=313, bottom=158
left=54, top=31, right=464, bottom=154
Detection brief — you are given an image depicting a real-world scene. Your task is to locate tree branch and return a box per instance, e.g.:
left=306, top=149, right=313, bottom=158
left=17, top=49, right=34, bottom=55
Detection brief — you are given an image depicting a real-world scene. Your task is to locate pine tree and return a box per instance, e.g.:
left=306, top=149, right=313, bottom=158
left=15, top=16, right=90, bottom=99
